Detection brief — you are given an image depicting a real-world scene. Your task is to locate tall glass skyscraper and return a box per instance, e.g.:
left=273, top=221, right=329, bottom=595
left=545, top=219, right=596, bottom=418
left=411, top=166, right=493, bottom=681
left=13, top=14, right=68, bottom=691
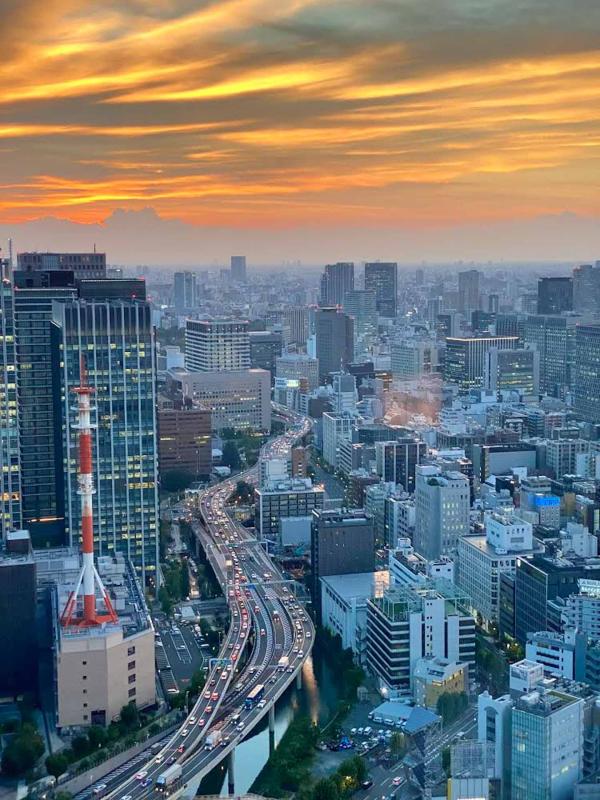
left=13, top=273, right=77, bottom=545
left=0, top=261, right=21, bottom=537
left=52, top=300, right=159, bottom=583
left=364, top=262, right=398, bottom=318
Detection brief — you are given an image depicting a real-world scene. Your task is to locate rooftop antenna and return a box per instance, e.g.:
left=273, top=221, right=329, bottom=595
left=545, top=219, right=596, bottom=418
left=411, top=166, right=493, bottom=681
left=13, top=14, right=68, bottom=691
left=60, top=355, right=119, bottom=627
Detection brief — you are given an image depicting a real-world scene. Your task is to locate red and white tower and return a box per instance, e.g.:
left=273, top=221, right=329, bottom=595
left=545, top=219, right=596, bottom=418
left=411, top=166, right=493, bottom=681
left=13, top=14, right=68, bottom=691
left=60, top=357, right=119, bottom=628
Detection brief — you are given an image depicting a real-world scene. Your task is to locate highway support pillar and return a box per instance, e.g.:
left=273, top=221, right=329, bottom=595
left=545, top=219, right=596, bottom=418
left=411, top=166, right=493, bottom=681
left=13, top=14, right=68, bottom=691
left=269, top=704, right=276, bottom=754
left=227, top=748, right=235, bottom=795
left=296, top=671, right=302, bottom=690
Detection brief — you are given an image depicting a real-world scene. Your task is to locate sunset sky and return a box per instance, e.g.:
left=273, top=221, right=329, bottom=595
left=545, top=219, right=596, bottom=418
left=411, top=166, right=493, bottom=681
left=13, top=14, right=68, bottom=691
left=1, top=0, right=600, bottom=260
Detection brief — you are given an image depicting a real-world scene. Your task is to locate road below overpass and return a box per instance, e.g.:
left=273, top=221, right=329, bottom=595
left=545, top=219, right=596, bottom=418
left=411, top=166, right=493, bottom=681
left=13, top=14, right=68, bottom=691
left=97, top=407, right=313, bottom=800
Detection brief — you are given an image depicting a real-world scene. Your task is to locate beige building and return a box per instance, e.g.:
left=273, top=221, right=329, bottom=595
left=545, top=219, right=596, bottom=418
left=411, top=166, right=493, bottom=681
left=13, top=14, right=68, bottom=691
left=413, top=656, right=467, bottom=710
left=57, top=623, right=155, bottom=729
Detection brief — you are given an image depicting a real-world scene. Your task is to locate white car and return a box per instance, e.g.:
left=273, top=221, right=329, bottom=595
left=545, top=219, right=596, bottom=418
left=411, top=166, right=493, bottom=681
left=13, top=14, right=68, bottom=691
left=181, top=728, right=189, bottom=737
left=135, top=771, right=148, bottom=781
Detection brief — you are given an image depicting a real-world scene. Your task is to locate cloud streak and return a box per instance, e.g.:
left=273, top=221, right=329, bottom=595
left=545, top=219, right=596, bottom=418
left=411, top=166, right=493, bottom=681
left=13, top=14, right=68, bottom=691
left=0, top=0, right=599, bottom=236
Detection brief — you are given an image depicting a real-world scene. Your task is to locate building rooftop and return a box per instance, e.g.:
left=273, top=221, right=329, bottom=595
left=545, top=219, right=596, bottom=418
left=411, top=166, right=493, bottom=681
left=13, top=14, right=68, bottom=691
left=320, top=570, right=389, bottom=601
left=34, top=548, right=152, bottom=642
left=516, top=688, right=580, bottom=716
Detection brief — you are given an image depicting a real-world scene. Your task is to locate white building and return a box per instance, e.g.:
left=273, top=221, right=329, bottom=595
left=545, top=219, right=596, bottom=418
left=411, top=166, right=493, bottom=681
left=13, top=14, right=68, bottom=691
left=275, top=353, right=319, bottom=391
left=457, top=513, right=539, bottom=626
left=525, top=629, right=585, bottom=682
left=546, top=437, right=589, bottom=479
left=389, top=543, right=454, bottom=588
left=321, top=570, right=389, bottom=660
left=559, top=522, right=598, bottom=558
left=509, top=659, right=544, bottom=696
left=322, top=412, right=355, bottom=468
left=477, top=691, right=513, bottom=799
left=413, top=466, right=470, bottom=560
left=562, top=579, right=600, bottom=640
left=366, top=581, right=475, bottom=691
left=332, top=372, right=358, bottom=415
left=184, top=318, right=250, bottom=372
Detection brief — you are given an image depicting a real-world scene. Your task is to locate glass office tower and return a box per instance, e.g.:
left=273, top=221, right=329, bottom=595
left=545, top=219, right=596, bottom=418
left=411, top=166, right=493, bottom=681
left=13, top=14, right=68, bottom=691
left=0, top=262, right=21, bottom=537
left=52, top=300, right=159, bottom=583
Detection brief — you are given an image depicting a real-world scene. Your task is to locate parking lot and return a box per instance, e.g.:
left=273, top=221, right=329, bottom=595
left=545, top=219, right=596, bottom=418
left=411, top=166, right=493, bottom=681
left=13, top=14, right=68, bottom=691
left=155, top=618, right=210, bottom=694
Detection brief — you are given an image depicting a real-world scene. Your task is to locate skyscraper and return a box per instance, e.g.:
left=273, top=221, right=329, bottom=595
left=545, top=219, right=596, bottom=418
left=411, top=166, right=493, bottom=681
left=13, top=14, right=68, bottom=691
left=574, top=324, right=600, bottom=423
left=523, top=314, right=580, bottom=397
left=537, top=276, right=573, bottom=314
left=572, top=263, right=600, bottom=313
left=0, top=261, right=21, bottom=537
left=458, top=269, right=480, bottom=314
left=52, top=300, right=159, bottom=583
left=364, top=262, right=398, bottom=318
left=314, top=307, right=354, bottom=382
left=343, top=289, right=378, bottom=343
left=230, top=255, right=247, bottom=282
left=185, top=318, right=250, bottom=372
left=13, top=271, right=77, bottom=545
left=319, top=262, right=354, bottom=306
left=375, top=436, right=426, bottom=493
left=413, top=465, right=470, bottom=560
left=173, top=271, right=198, bottom=313
left=17, top=251, right=106, bottom=279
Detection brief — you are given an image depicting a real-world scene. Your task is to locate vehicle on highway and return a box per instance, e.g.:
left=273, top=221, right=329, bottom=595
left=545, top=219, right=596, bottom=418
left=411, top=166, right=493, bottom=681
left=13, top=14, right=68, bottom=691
left=134, top=771, right=148, bottom=781
left=155, top=763, right=183, bottom=795
left=92, top=784, right=107, bottom=797
left=392, top=777, right=405, bottom=787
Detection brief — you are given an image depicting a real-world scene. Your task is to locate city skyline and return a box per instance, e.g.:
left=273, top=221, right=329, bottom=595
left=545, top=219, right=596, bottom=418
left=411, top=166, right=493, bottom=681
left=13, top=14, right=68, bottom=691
left=0, top=1, right=599, bottom=263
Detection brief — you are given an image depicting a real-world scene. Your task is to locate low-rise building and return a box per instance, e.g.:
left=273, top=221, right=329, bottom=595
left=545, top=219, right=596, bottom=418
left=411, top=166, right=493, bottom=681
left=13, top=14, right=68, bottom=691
left=413, top=656, right=468, bottom=710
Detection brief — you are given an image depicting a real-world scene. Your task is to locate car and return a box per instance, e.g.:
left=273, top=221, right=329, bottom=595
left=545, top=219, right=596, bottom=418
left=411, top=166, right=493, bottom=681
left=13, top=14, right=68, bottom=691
left=181, top=728, right=189, bottom=737
left=240, top=632, right=245, bottom=639
left=92, top=785, right=107, bottom=796
left=361, top=781, right=373, bottom=790
left=357, top=728, right=364, bottom=735
left=204, top=690, right=211, bottom=699
left=221, top=671, right=228, bottom=680
left=135, top=771, right=148, bottom=781
left=198, top=718, right=206, bottom=726
left=260, top=628, right=266, bottom=636
left=155, top=755, right=164, bottom=764
left=392, top=777, right=404, bottom=787
left=210, top=678, right=217, bottom=686
left=257, top=700, right=266, bottom=708
left=287, top=667, right=293, bottom=673
left=167, top=756, right=176, bottom=765
left=206, top=705, right=213, bottom=713
left=141, top=778, right=152, bottom=788
left=350, top=728, right=357, bottom=735
left=189, top=716, right=196, bottom=724
left=120, top=795, right=133, bottom=800
left=236, top=722, right=245, bottom=731
left=211, top=692, right=219, bottom=700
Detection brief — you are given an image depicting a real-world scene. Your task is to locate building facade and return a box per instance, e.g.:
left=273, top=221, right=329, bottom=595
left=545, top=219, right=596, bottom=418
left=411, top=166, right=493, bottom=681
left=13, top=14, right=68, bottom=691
left=320, top=262, right=354, bottom=306
left=157, top=407, right=211, bottom=479
left=413, top=466, right=470, bottom=560
left=364, top=262, right=398, bottom=318
left=184, top=318, right=250, bottom=372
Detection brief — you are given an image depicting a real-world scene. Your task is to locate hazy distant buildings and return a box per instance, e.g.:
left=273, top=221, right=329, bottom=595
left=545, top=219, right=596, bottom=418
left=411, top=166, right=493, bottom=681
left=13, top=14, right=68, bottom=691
left=458, top=269, right=480, bottom=313
left=173, top=271, right=198, bottom=313
left=314, top=307, right=354, bottom=382
left=364, top=262, right=398, bottom=318
left=320, top=262, right=354, bottom=306
left=572, top=263, right=600, bottom=313
left=343, top=289, right=378, bottom=342
left=523, top=315, right=579, bottom=397
left=230, top=255, right=247, bottom=282
left=284, top=306, right=309, bottom=346
left=17, top=251, right=106, bottom=279
left=537, top=276, right=573, bottom=315
left=574, top=324, right=600, bottom=423
left=185, top=318, right=250, bottom=372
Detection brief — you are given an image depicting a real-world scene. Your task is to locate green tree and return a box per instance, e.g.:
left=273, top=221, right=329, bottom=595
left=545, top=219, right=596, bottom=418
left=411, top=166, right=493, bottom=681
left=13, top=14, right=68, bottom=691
left=161, top=469, right=194, bottom=493
left=442, top=747, right=451, bottom=775
left=180, top=563, right=191, bottom=599
left=221, top=441, right=241, bottom=471
left=313, top=778, right=340, bottom=800
left=437, top=692, right=468, bottom=726
left=120, top=702, right=140, bottom=731
left=87, top=725, right=108, bottom=750
left=1, top=724, right=44, bottom=776
left=46, top=753, right=69, bottom=779
left=55, top=792, right=74, bottom=800
left=390, top=732, right=407, bottom=759
left=234, top=480, right=254, bottom=504
left=158, top=586, right=173, bottom=617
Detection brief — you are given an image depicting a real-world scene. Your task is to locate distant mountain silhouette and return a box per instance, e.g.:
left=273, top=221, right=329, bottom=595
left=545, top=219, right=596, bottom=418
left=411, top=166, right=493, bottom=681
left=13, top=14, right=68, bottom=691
left=1, top=208, right=598, bottom=267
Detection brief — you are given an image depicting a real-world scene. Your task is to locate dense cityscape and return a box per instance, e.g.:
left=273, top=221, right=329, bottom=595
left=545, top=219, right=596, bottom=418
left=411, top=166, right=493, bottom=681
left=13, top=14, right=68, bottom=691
left=1, top=252, right=600, bottom=800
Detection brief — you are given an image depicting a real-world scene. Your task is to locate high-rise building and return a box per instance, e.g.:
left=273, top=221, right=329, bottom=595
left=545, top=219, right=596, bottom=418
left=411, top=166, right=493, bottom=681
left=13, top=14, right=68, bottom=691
left=478, top=691, right=513, bottom=800
left=319, top=262, right=354, bottom=306
left=391, top=338, right=438, bottom=380
left=366, top=581, right=475, bottom=691
left=13, top=272, right=78, bottom=545
left=52, top=300, right=159, bottom=583
left=343, top=289, right=378, bottom=342
left=173, top=271, right=198, bottom=313
left=256, top=478, right=325, bottom=542
left=574, top=324, right=600, bottom=423
left=284, top=306, right=309, bottom=346
left=537, top=276, right=573, bottom=315
left=375, top=436, right=426, bottom=493
left=230, top=255, right=247, bottom=282
left=364, top=262, right=398, bottom=318
left=458, top=269, right=480, bottom=314
left=523, top=314, right=581, bottom=397
left=572, top=263, right=600, bottom=313
left=275, top=353, right=319, bottom=391
left=17, top=251, right=106, bottom=279
left=322, top=411, right=355, bottom=468
left=413, top=465, right=470, bottom=560
left=311, top=508, right=375, bottom=605
left=185, top=318, right=250, bottom=372
left=157, top=407, right=211, bottom=479
left=314, top=307, right=354, bottom=382
left=0, top=261, right=22, bottom=537
left=511, top=688, right=583, bottom=800
left=444, top=336, right=519, bottom=391
left=484, top=347, right=540, bottom=395
left=249, top=330, right=283, bottom=376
